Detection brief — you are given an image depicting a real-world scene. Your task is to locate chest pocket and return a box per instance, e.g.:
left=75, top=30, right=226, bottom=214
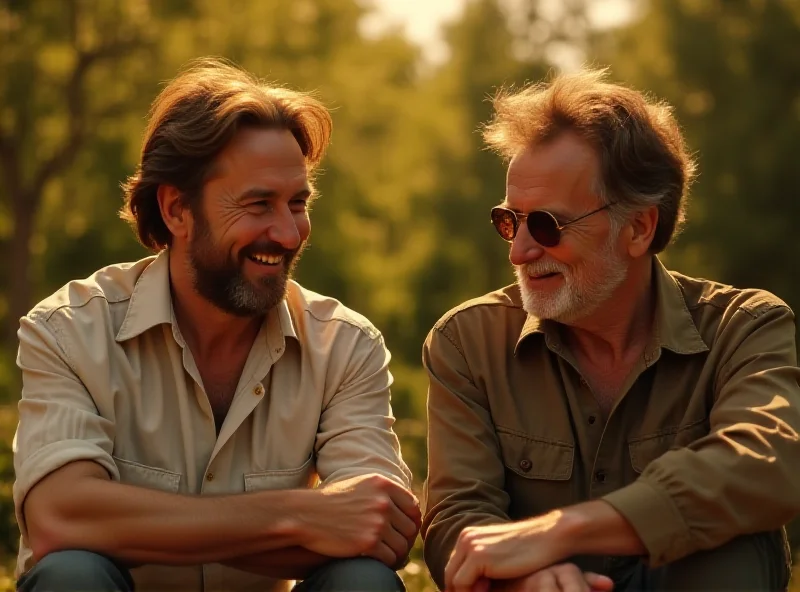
left=628, top=417, right=709, bottom=474
left=113, top=456, right=181, bottom=493
left=497, top=427, right=574, bottom=518
left=244, top=454, right=317, bottom=492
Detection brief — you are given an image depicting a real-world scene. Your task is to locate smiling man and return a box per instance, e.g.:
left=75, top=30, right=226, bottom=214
left=421, top=69, right=800, bottom=592
left=13, top=58, right=419, bottom=592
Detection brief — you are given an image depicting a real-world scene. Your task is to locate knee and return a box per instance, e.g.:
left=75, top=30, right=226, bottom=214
left=653, top=530, right=790, bottom=591
left=18, top=550, right=132, bottom=592
left=312, top=558, right=405, bottom=592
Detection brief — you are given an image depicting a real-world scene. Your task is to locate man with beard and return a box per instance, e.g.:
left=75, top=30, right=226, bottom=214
left=12, top=58, right=419, bottom=592
left=421, top=69, right=800, bottom=592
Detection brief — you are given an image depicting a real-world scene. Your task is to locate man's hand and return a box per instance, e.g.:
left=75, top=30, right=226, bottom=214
left=444, top=511, right=570, bottom=592
left=491, top=564, right=614, bottom=592
left=299, top=473, right=421, bottom=568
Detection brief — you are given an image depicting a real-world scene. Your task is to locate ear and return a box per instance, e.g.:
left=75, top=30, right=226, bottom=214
left=626, top=206, right=658, bottom=258
left=157, top=185, right=192, bottom=242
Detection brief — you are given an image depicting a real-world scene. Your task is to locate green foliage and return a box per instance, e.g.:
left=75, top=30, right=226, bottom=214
left=1, top=0, right=799, bottom=588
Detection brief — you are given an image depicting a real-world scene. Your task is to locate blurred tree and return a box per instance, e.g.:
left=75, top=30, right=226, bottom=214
left=0, top=0, right=154, bottom=350
left=596, top=0, right=800, bottom=319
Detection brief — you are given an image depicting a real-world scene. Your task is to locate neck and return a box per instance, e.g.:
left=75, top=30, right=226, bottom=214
left=168, top=248, right=263, bottom=360
left=563, top=256, right=655, bottom=365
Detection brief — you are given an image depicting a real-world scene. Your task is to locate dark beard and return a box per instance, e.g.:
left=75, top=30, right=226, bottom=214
left=187, top=210, right=303, bottom=317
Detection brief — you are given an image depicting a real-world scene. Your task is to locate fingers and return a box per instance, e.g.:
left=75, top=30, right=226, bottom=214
left=384, top=478, right=421, bottom=520
left=381, top=523, right=410, bottom=565
left=450, top=555, right=484, bottom=592
left=530, top=570, right=559, bottom=592
left=390, top=500, right=419, bottom=541
left=583, top=572, right=614, bottom=591
left=552, top=563, right=590, bottom=592
left=364, top=540, right=397, bottom=567
left=444, top=544, right=465, bottom=592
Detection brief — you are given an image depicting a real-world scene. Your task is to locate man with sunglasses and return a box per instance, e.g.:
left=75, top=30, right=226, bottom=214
left=421, top=68, right=800, bottom=592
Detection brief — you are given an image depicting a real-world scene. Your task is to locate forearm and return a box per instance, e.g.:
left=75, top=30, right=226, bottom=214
left=555, top=500, right=646, bottom=558
left=224, top=547, right=332, bottom=580
left=26, top=462, right=318, bottom=565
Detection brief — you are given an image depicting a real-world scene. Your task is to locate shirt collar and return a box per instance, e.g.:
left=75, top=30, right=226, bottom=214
left=514, top=256, right=709, bottom=356
left=116, top=250, right=172, bottom=342
left=652, top=257, right=708, bottom=355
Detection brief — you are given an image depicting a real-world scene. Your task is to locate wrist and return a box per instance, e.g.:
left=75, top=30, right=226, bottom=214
left=552, top=506, right=591, bottom=555
left=275, top=488, right=323, bottom=548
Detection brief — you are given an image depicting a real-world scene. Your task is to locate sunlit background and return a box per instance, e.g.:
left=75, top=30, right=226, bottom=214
left=1, top=0, right=799, bottom=589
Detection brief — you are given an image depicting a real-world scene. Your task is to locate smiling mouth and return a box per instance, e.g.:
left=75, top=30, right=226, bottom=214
left=247, top=253, right=284, bottom=266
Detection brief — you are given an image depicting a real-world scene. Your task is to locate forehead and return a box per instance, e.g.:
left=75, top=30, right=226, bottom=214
left=505, top=131, right=600, bottom=212
left=207, top=127, right=309, bottom=189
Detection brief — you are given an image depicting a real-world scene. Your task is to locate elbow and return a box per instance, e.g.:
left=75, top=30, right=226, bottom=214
left=28, top=516, right=67, bottom=564
left=26, top=503, right=90, bottom=563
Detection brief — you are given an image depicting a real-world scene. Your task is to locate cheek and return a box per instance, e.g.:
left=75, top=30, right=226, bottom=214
left=296, top=213, right=311, bottom=241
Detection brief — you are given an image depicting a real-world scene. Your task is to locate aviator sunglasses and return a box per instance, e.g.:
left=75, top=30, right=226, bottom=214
left=490, top=203, right=613, bottom=247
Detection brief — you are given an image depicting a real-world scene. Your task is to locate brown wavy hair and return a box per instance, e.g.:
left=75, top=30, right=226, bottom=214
left=120, top=57, right=333, bottom=251
left=482, top=68, right=696, bottom=253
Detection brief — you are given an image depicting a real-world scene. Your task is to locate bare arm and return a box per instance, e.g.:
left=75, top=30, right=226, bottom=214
left=24, top=460, right=316, bottom=566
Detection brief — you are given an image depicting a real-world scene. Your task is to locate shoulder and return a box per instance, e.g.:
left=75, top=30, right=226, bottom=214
left=285, top=280, right=383, bottom=343
left=671, top=270, right=794, bottom=351
left=22, top=257, right=157, bottom=346
left=672, top=270, right=792, bottom=320
left=432, top=284, right=526, bottom=334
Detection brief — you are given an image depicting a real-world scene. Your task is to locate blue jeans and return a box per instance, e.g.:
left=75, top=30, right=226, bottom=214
left=17, top=550, right=405, bottom=592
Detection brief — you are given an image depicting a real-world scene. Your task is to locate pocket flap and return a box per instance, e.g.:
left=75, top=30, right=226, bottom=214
left=497, top=429, right=574, bottom=481
left=112, top=456, right=181, bottom=493
left=628, top=419, right=709, bottom=473
left=244, top=455, right=317, bottom=492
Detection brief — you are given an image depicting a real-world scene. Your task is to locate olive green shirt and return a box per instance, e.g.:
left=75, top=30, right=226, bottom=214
left=421, top=257, right=800, bottom=587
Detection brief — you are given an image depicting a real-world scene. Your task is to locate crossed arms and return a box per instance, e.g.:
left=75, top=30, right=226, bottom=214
left=14, top=312, right=420, bottom=580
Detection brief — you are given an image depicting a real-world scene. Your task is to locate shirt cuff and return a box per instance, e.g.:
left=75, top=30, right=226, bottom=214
left=602, top=478, right=693, bottom=567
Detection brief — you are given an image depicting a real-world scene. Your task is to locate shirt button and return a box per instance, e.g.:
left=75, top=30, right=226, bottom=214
left=519, top=459, right=532, bottom=472
left=579, top=377, right=588, bottom=387
left=594, top=470, right=606, bottom=484
left=253, top=383, right=264, bottom=396
left=588, top=415, right=596, bottom=425
left=206, top=472, right=214, bottom=481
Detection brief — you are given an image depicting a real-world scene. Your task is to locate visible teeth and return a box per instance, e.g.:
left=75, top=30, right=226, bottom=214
left=251, top=254, right=283, bottom=265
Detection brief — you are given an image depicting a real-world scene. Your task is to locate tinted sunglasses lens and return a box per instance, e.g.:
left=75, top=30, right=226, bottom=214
left=527, top=211, right=560, bottom=247
left=491, top=208, right=517, bottom=241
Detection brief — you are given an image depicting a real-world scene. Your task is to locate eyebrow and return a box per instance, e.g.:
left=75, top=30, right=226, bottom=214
left=500, top=200, right=570, bottom=219
left=238, top=187, right=314, bottom=202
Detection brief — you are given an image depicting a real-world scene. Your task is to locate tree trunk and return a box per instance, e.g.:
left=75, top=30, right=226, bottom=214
left=6, top=193, right=35, bottom=349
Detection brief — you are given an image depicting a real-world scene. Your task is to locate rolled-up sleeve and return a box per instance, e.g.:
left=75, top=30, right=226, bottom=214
left=13, top=311, right=119, bottom=540
left=604, top=302, right=800, bottom=566
left=421, top=324, right=510, bottom=588
left=315, top=326, right=411, bottom=488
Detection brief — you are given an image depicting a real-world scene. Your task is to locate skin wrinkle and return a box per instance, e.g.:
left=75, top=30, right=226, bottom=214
left=507, top=133, right=628, bottom=324
left=184, top=128, right=312, bottom=318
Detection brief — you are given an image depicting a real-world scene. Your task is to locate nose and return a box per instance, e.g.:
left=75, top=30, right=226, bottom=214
left=509, top=225, right=545, bottom=266
left=265, top=206, right=303, bottom=250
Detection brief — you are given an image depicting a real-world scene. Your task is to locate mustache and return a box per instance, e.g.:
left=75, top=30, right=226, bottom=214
left=518, top=261, right=569, bottom=276
left=241, top=242, right=297, bottom=258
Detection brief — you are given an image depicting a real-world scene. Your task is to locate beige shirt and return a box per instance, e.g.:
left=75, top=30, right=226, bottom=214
left=421, top=257, right=800, bottom=587
left=13, top=251, right=411, bottom=591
